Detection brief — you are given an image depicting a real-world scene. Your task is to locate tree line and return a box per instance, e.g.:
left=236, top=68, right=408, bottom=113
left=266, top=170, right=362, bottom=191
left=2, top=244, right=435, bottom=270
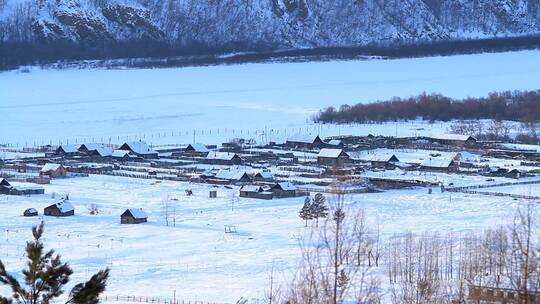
left=2, top=34, right=540, bottom=71
left=315, top=90, right=540, bottom=124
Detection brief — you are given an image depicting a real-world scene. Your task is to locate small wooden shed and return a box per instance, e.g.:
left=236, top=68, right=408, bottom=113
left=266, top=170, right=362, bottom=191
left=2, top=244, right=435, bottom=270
left=44, top=201, right=74, bottom=217
left=185, top=143, right=210, bottom=156
left=121, top=208, right=148, bottom=224
left=24, top=208, right=38, bottom=217
left=205, top=152, right=243, bottom=165
left=40, top=163, right=67, bottom=178
left=317, top=148, right=350, bottom=166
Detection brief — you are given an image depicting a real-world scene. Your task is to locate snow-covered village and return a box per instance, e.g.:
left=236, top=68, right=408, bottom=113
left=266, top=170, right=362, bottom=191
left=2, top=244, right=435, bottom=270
left=2, top=1, right=540, bottom=303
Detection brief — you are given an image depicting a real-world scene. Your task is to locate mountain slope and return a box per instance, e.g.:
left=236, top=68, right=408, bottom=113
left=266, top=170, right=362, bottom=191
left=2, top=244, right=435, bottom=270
left=1, top=0, right=539, bottom=63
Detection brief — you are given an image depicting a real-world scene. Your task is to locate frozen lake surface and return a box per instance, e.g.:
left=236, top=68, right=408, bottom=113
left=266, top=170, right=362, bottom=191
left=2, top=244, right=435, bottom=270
left=1, top=50, right=540, bottom=146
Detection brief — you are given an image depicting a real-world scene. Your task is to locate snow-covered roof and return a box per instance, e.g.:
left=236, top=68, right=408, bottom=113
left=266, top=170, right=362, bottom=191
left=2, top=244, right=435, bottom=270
left=273, top=182, right=297, bottom=191
left=187, top=143, right=209, bottom=153
left=58, top=144, right=79, bottom=153
left=111, top=150, right=132, bottom=158
left=327, top=139, right=342, bottom=146
left=125, top=208, right=147, bottom=219
left=121, top=141, right=157, bottom=155
left=456, top=151, right=480, bottom=163
left=80, top=143, right=103, bottom=151
left=215, top=169, right=249, bottom=180
left=94, top=147, right=113, bottom=157
left=206, top=152, right=239, bottom=161
left=318, top=148, right=347, bottom=158
left=40, top=163, right=63, bottom=172
left=254, top=171, right=273, bottom=179
left=240, top=185, right=263, bottom=192
left=287, top=134, right=321, bottom=144
left=428, top=134, right=476, bottom=141
left=25, top=208, right=38, bottom=213
left=354, top=152, right=399, bottom=163
left=420, top=158, right=454, bottom=168
left=51, top=200, right=74, bottom=213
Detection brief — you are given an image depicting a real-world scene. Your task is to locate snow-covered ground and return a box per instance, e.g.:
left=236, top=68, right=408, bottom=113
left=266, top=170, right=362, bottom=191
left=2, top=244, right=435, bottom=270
left=1, top=50, right=540, bottom=147
left=0, top=175, right=535, bottom=302
left=2, top=50, right=540, bottom=302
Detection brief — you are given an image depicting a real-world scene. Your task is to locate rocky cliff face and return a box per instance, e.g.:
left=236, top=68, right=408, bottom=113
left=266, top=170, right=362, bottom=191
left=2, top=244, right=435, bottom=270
left=1, top=0, right=539, bottom=50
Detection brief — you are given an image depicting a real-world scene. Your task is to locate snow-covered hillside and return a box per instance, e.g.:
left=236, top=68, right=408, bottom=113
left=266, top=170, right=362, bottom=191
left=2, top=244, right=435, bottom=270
left=1, top=0, right=540, bottom=48
left=0, top=175, right=532, bottom=302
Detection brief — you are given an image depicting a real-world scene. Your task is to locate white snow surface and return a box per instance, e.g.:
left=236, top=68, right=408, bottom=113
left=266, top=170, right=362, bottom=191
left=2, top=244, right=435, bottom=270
left=1, top=50, right=540, bottom=146
left=0, top=174, right=534, bottom=302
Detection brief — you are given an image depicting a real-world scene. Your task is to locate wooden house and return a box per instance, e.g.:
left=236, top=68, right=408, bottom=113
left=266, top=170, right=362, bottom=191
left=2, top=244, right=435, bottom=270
left=215, top=169, right=251, bottom=183
left=270, top=182, right=298, bottom=198
left=239, top=185, right=273, bottom=200
left=253, top=171, right=274, bottom=182
left=286, top=135, right=324, bottom=149
left=121, top=208, right=148, bottom=224
left=111, top=150, right=136, bottom=161
left=119, top=141, right=158, bottom=158
left=317, top=148, right=350, bottom=166
left=23, top=208, right=38, bottom=217
left=0, top=179, right=10, bottom=187
left=205, top=152, right=243, bottom=165
left=87, top=147, right=113, bottom=158
left=78, top=143, right=103, bottom=155
left=356, top=153, right=400, bottom=169
left=55, top=144, right=80, bottom=156
left=0, top=179, right=12, bottom=195
left=40, top=163, right=67, bottom=178
left=419, top=158, right=458, bottom=172
left=185, top=143, right=210, bottom=156
left=424, top=134, right=477, bottom=147
left=44, top=201, right=74, bottom=217
left=0, top=179, right=44, bottom=195
left=468, top=285, right=540, bottom=304
left=506, top=169, right=524, bottom=179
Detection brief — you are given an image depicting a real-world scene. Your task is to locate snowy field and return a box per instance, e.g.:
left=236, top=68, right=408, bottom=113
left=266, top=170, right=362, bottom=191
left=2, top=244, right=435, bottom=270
left=0, top=175, right=535, bottom=302
left=1, top=50, right=540, bottom=147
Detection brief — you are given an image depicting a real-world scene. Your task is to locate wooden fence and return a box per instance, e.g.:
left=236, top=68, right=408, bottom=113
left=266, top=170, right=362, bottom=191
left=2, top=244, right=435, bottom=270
left=446, top=179, right=540, bottom=192
left=100, top=295, right=226, bottom=304
left=296, top=186, right=374, bottom=194
left=446, top=179, right=540, bottom=200
left=454, top=189, right=540, bottom=200
left=105, top=171, right=190, bottom=182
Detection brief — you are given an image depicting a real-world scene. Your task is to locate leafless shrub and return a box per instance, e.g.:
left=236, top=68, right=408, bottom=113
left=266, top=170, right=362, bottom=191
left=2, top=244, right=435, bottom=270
left=88, top=203, right=99, bottom=215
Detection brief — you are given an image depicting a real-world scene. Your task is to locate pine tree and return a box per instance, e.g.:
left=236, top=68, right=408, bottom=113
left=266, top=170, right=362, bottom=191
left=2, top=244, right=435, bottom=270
left=299, top=196, right=313, bottom=227
left=312, top=193, right=328, bottom=227
left=0, top=222, right=109, bottom=304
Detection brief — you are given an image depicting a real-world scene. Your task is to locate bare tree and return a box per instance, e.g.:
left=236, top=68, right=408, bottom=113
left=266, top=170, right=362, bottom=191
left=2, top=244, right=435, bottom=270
left=284, top=184, right=380, bottom=304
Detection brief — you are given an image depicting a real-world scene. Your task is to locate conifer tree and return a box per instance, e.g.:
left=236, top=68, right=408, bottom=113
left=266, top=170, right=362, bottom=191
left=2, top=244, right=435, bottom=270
left=0, top=222, right=109, bottom=304
left=299, top=196, right=313, bottom=227
left=312, top=193, right=328, bottom=227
